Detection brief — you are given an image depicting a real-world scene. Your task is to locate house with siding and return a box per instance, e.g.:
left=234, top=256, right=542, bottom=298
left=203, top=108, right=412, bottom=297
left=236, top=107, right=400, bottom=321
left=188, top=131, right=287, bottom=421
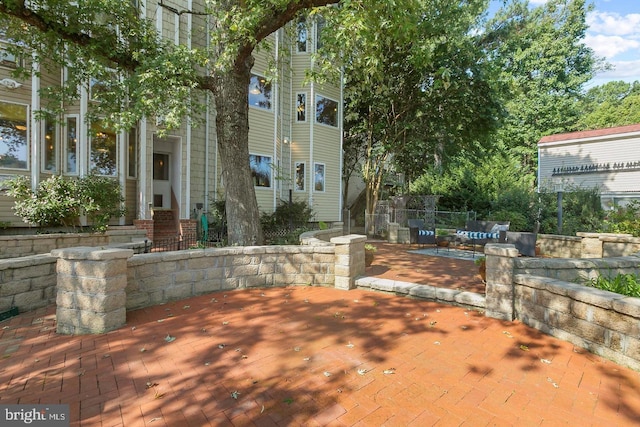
left=0, top=2, right=343, bottom=241
left=538, top=124, right=640, bottom=209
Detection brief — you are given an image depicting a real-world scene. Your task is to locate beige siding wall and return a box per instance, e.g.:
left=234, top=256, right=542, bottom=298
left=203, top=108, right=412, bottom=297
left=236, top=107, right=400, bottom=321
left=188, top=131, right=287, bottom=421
left=539, top=132, right=640, bottom=208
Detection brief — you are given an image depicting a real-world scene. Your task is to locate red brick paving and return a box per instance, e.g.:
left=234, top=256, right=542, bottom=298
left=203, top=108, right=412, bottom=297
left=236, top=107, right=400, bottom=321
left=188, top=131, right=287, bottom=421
left=1, top=245, right=640, bottom=426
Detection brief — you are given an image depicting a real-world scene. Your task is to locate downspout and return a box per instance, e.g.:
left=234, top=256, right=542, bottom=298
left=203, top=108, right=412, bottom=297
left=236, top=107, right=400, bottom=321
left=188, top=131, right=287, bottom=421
left=184, top=0, right=193, bottom=219
left=338, top=67, right=344, bottom=221
left=139, top=0, right=149, bottom=220
left=30, top=54, right=40, bottom=192
left=205, top=13, right=212, bottom=211
left=273, top=29, right=280, bottom=211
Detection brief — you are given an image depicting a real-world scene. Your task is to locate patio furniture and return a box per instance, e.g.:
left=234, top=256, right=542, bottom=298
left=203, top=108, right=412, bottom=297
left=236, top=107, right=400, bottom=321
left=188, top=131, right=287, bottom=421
left=455, top=220, right=509, bottom=256
left=408, top=219, right=436, bottom=246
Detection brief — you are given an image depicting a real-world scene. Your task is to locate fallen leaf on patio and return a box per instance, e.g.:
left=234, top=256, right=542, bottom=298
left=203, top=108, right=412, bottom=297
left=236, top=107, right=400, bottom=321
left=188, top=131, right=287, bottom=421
left=140, top=347, right=146, bottom=352
left=541, top=359, right=552, bottom=364
left=241, top=355, right=248, bottom=359
left=183, top=305, right=190, bottom=309
left=436, top=309, right=441, bottom=313
left=346, top=342, right=354, bottom=348
left=77, top=369, right=85, bottom=376
left=218, top=344, right=226, bottom=349
left=357, top=369, right=367, bottom=376
left=294, top=346, right=301, bottom=352
left=353, top=299, right=359, bottom=303
left=146, top=382, right=158, bottom=389
left=303, top=357, right=311, bottom=361
left=519, top=345, right=529, bottom=351
left=503, top=331, right=513, bottom=338
left=547, top=378, right=559, bottom=388
left=157, top=319, right=165, bottom=323
left=429, top=321, right=437, bottom=327
left=460, top=325, right=468, bottom=330
left=304, top=299, right=309, bottom=303
left=283, top=398, right=294, bottom=405
left=261, top=405, right=265, bottom=414
left=222, top=321, right=229, bottom=325
left=323, top=371, right=331, bottom=377
left=231, top=391, right=240, bottom=399
left=201, top=328, right=207, bottom=332
left=383, top=368, right=395, bottom=374
left=164, top=334, right=176, bottom=343
left=131, top=326, right=136, bottom=331
left=150, top=417, right=161, bottom=422
left=434, top=341, right=441, bottom=345
left=154, top=389, right=165, bottom=399
left=211, top=298, right=218, bottom=303
left=204, top=362, right=210, bottom=366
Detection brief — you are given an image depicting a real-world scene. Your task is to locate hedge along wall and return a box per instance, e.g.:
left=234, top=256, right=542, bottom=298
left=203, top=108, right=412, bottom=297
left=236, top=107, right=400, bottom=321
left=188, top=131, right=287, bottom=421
left=484, top=244, right=640, bottom=371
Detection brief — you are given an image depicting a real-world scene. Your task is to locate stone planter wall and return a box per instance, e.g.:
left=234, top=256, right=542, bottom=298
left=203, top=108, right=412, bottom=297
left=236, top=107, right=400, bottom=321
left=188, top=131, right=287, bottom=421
left=0, top=254, right=58, bottom=313
left=485, top=243, right=640, bottom=371
left=0, top=227, right=148, bottom=260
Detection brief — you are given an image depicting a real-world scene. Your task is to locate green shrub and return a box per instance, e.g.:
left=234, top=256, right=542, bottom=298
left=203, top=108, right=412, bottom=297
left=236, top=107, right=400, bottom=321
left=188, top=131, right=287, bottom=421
left=583, top=273, right=640, bottom=298
left=603, top=200, right=640, bottom=236
left=5, top=174, right=125, bottom=232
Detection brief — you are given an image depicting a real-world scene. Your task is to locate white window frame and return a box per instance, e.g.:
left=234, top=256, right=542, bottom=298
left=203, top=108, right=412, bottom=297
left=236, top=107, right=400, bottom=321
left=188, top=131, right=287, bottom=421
left=89, top=120, right=118, bottom=176
left=41, top=113, right=58, bottom=173
left=295, top=161, right=306, bottom=192
left=249, top=153, right=273, bottom=188
left=315, top=16, right=325, bottom=53
left=0, top=100, right=29, bottom=171
left=295, top=17, right=308, bottom=53
left=315, top=94, right=339, bottom=128
left=248, top=73, right=273, bottom=111
left=127, top=127, right=137, bottom=178
left=63, top=114, right=79, bottom=175
left=314, top=162, right=325, bottom=192
left=296, top=92, right=307, bottom=122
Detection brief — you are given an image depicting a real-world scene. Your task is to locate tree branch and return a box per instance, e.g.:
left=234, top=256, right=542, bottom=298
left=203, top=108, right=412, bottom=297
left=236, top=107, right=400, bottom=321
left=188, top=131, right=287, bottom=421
left=0, top=2, right=140, bottom=71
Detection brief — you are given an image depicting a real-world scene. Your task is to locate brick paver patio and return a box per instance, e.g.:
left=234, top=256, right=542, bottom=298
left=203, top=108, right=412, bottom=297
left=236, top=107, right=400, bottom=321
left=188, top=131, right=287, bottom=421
left=1, top=244, right=640, bottom=426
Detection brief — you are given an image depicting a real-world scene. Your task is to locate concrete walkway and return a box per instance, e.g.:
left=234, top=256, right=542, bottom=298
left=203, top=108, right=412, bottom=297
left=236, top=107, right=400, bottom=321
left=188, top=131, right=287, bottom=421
left=1, top=282, right=639, bottom=426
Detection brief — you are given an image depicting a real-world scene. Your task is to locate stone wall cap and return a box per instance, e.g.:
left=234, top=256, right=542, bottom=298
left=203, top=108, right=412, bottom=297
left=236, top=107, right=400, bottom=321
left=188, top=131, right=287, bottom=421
left=484, top=243, right=519, bottom=257
left=52, top=246, right=133, bottom=260
left=330, top=234, right=367, bottom=244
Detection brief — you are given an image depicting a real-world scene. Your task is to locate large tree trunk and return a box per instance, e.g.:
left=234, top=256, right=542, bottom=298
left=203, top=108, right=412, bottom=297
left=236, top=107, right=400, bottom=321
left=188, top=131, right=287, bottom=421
left=213, top=56, right=264, bottom=246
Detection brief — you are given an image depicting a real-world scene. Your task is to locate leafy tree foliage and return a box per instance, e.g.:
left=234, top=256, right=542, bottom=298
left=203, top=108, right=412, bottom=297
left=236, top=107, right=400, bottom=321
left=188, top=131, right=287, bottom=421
left=484, top=0, right=601, bottom=173
left=577, top=81, right=640, bottom=129
left=322, top=0, right=502, bottom=224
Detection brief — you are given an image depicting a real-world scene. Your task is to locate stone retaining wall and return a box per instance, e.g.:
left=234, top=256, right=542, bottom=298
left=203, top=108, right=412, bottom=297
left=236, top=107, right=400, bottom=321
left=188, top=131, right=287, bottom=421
left=0, top=254, right=58, bottom=313
left=124, top=245, right=337, bottom=311
left=0, top=227, right=148, bottom=259
left=485, top=243, right=640, bottom=371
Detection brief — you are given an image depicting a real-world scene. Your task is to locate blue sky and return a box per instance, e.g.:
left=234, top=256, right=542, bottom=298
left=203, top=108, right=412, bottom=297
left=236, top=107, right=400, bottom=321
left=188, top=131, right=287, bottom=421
left=582, top=0, right=640, bottom=86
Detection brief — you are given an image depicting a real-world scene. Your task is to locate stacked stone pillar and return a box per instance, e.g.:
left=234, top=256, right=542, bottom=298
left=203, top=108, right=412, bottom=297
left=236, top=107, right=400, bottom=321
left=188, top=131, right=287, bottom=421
left=331, top=235, right=367, bottom=290
left=53, top=247, right=133, bottom=334
left=484, top=243, right=519, bottom=321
